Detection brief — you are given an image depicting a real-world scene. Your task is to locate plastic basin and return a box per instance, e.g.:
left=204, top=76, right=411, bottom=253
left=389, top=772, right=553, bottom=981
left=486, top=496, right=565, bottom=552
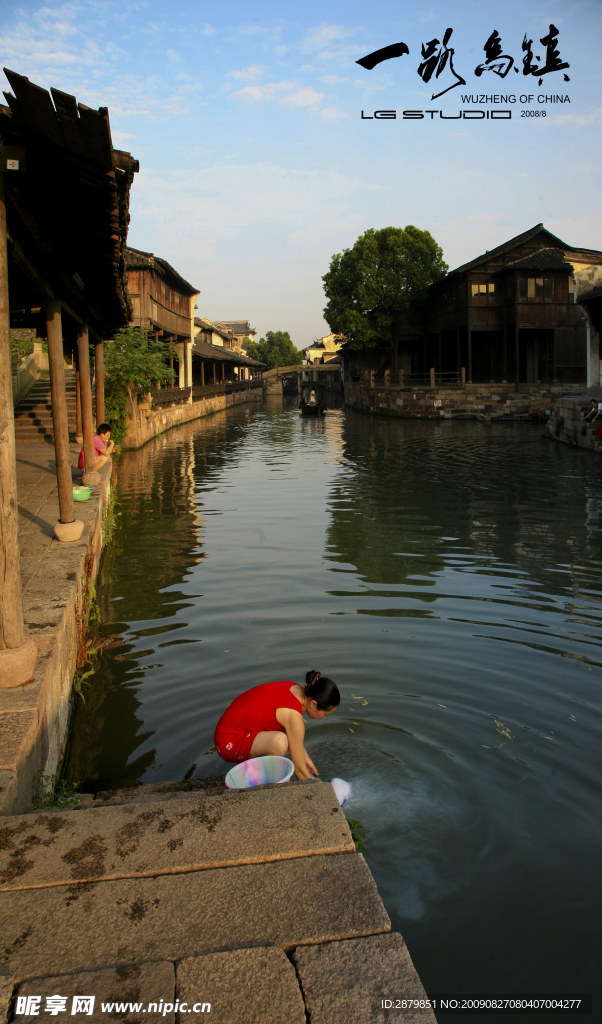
left=225, top=755, right=294, bottom=790
left=72, top=487, right=93, bottom=502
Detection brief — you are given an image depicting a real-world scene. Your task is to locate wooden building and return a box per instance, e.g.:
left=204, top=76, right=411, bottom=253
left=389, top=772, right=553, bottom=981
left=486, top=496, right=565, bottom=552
left=418, top=224, right=602, bottom=386
left=344, top=225, right=602, bottom=388
left=210, top=319, right=257, bottom=353
left=125, top=246, right=199, bottom=387
left=191, top=336, right=263, bottom=385
left=193, top=317, right=236, bottom=350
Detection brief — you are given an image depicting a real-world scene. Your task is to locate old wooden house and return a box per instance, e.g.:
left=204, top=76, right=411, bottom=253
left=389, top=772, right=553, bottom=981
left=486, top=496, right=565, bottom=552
left=125, top=246, right=199, bottom=387
left=344, top=224, right=602, bottom=388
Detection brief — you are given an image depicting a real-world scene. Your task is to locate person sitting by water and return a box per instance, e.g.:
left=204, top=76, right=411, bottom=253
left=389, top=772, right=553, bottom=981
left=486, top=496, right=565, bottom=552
left=214, top=670, right=340, bottom=780
left=78, top=423, right=115, bottom=473
left=584, top=399, right=602, bottom=423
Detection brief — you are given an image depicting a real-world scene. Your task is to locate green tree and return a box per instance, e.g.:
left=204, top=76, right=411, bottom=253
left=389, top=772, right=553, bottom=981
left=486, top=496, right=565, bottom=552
left=322, top=225, right=448, bottom=374
left=104, top=327, right=175, bottom=444
left=246, top=330, right=302, bottom=369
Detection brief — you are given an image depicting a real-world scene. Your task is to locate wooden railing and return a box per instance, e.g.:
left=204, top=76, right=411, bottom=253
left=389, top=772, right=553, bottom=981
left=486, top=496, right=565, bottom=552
left=360, top=369, right=466, bottom=388
left=192, top=379, right=262, bottom=400
left=151, top=386, right=191, bottom=405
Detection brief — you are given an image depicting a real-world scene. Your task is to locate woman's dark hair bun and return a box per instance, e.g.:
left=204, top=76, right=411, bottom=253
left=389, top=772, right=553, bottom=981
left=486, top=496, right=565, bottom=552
left=304, top=670, right=340, bottom=710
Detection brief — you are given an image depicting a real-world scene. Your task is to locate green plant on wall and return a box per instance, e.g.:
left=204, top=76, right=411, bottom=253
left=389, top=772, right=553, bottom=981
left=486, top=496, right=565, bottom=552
left=74, top=552, right=101, bottom=701
left=347, top=818, right=366, bottom=854
left=104, top=327, right=176, bottom=445
left=31, top=770, right=80, bottom=810
left=102, top=490, right=121, bottom=545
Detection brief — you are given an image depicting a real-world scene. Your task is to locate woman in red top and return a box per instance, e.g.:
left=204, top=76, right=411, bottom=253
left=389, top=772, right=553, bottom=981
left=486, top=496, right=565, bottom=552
left=214, top=670, right=340, bottom=780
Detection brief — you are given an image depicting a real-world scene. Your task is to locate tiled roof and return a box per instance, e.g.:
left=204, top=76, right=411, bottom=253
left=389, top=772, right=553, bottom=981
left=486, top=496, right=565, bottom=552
left=446, top=224, right=602, bottom=278
left=504, top=248, right=575, bottom=271
left=192, top=338, right=264, bottom=366
left=195, top=318, right=233, bottom=341
left=126, top=246, right=199, bottom=295
left=577, top=285, right=602, bottom=303
left=213, top=320, right=256, bottom=335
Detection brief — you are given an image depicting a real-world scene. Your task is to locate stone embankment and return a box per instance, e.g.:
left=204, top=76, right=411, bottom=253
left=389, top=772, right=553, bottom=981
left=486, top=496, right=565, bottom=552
left=544, top=394, right=602, bottom=453
left=124, top=386, right=262, bottom=448
left=0, top=779, right=435, bottom=1024
left=344, top=381, right=583, bottom=421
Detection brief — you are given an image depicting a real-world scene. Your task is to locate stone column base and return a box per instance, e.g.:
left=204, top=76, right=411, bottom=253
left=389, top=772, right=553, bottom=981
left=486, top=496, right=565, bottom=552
left=0, top=637, right=37, bottom=688
left=54, top=520, right=84, bottom=542
left=82, top=470, right=101, bottom=486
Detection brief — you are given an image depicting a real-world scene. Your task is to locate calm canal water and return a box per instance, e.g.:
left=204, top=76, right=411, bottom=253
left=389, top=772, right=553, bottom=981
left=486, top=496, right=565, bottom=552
left=66, top=397, right=602, bottom=1016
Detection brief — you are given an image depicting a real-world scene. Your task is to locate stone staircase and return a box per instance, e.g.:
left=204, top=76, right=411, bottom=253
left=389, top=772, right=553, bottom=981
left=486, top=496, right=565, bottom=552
left=13, top=371, right=78, bottom=443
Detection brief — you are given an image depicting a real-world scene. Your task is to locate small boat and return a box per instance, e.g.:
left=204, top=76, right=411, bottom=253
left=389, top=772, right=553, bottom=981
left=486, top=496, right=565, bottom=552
left=300, top=401, right=323, bottom=417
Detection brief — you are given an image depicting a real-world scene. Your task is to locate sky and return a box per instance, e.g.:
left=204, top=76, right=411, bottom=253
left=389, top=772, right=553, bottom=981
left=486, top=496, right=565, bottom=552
left=1, top=0, right=601, bottom=346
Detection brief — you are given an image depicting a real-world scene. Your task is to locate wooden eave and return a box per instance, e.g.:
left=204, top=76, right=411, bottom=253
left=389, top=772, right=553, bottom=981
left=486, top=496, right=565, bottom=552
left=1, top=68, right=138, bottom=336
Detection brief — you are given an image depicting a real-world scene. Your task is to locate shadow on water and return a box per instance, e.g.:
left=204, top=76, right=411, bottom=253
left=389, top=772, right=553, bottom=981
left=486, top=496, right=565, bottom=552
left=65, top=402, right=602, bottom=1015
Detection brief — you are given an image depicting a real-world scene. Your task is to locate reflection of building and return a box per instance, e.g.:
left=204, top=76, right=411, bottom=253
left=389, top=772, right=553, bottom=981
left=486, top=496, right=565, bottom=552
left=209, top=320, right=257, bottom=353
left=343, top=225, right=602, bottom=387
left=304, top=333, right=344, bottom=364
left=125, top=247, right=199, bottom=387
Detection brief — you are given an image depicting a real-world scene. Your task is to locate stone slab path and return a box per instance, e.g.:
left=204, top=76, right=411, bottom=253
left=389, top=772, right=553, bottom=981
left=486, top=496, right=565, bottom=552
left=0, top=781, right=436, bottom=1023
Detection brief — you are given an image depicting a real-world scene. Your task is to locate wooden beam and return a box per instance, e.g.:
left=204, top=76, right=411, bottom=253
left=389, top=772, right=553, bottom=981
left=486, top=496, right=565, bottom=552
left=77, top=323, right=100, bottom=486
left=46, top=300, right=81, bottom=538
left=95, top=339, right=105, bottom=425
left=0, top=172, right=26, bottom=651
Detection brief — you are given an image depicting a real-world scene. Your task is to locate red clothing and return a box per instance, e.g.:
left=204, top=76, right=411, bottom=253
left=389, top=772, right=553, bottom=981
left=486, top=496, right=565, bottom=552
left=78, top=434, right=107, bottom=470
left=214, top=680, right=303, bottom=763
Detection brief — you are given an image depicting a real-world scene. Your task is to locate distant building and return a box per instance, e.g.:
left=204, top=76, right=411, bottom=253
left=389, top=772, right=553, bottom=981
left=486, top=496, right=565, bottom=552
left=341, top=224, right=602, bottom=387
left=194, top=318, right=236, bottom=350
left=210, top=320, right=257, bottom=353
left=303, top=333, right=345, bottom=364
left=125, top=247, right=199, bottom=387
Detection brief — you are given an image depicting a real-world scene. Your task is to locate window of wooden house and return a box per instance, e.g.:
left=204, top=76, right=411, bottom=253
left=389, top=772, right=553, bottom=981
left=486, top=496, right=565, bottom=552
left=518, top=276, right=553, bottom=300
left=568, top=276, right=575, bottom=296
left=471, top=282, right=496, bottom=299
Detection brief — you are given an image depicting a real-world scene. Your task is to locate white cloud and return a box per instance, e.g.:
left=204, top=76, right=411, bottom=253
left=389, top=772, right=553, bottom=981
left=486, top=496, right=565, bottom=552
left=301, top=23, right=357, bottom=54
left=320, top=74, right=348, bottom=83
left=230, top=81, right=295, bottom=103
left=227, top=64, right=263, bottom=82
left=199, top=24, right=216, bottom=36
left=166, top=49, right=182, bottom=63
left=549, top=107, right=602, bottom=127
left=281, top=86, right=323, bottom=108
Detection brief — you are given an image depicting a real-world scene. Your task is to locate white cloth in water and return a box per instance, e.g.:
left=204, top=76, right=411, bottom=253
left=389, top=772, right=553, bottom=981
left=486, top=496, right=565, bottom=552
left=331, top=777, right=351, bottom=805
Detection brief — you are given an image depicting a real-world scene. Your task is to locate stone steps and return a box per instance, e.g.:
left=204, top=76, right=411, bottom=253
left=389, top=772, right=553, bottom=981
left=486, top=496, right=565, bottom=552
left=0, top=780, right=435, bottom=1023
left=14, top=372, right=78, bottom=443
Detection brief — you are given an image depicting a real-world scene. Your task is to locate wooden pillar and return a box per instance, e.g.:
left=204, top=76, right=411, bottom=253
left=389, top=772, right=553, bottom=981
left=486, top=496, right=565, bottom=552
left=502, top=325, right=508, bottom=382
left=77, top=323, right=100, bottom=486
left=46, top=301, right=83, bottom=541
left=200, top=360, right=205, bottom=387
left=456, top=328, right=461, bottom=373
left=438, top=333, right=442, bottom=380
left=0, top=172, right=38, bottom=683
left=468, top=331, right=473, bottom=384
left=95, top=340, right=105, bottom=425
left=515, top=324, right=520, bottom=387
left=398, top=369, right=405, bottom=387
left=75, top=347, right=82, bottom=441
left=430, top=366, right=436, bottom=388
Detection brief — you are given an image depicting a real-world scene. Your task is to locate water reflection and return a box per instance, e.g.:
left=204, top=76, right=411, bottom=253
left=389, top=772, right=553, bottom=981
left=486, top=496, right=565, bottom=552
left=64, top=403, right=602, bottom=1013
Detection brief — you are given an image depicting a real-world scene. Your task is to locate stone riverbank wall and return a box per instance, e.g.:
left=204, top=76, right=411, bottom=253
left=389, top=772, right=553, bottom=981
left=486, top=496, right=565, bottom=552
left=544, top=393, right=602, bottom=453
left=344, top=381, right=584, bottom=421
left=0, top=461, right=112, bottom=816
left=124, top=386, right=262, bottom=448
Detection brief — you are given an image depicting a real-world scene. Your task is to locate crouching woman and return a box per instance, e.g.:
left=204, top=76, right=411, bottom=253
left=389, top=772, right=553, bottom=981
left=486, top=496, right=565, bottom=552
left=214, top=671, right=339, bottom=780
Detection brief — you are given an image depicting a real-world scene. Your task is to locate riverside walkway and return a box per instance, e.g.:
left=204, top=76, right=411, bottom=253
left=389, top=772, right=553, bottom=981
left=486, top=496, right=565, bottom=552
left=0, top=443, right=112, bottom=815
left=0, top=778, right=435, bottom=1023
